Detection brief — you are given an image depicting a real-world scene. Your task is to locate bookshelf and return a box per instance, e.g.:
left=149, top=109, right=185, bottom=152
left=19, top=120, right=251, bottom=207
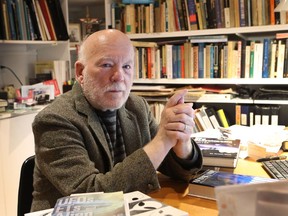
left=0, top=2, right=69, bottom=215
left=0, top=0, right=70, bottom=89
left=109, top=0, right=288, bottom=127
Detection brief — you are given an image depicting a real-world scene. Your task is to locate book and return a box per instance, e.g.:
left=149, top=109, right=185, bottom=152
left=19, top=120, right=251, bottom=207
left=52, top=191, right=128, bottom=216
left=270, top=105, right=280, bottom=126
left=46, top=0, right=69, bottom=40
left=204, top=107, right=223, bottom=129
left=215, top=180, right=288, bottom=216
left=27, top=191, right=188, bottom=216
left=186, top=0, right=198, bottom=30
left=125, top=191, right=188, bottom=216
left=198, top=106, right=214, bottom=130
left=194, top=137, right=241, bottom=168
left=24, top=0, right=42, bottom=40
left=188, top=169, right=277, bottom=200
left=0, top=99, right=8, bottom=107
left=38, top=0, right=56, bottom=40
left=216, top=108, right=230, bottom=128
left=195, top=109, right=208, bottom=131
left=240, top=104, right=249, bottom=126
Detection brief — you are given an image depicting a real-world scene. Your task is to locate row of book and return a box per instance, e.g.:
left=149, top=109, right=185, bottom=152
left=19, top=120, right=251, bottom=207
left=0, top=0, right=69, bottom=41
left=112, top=0, right=285, bottom=34
left=195, top=104, right=281, bottom=133
left=132, top=36, right=288, bottom=80
left=235, top=104, right=280, bottom=126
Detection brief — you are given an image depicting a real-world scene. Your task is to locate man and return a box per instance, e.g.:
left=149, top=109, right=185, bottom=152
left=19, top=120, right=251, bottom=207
left=31, top=29, right=202, bottom=211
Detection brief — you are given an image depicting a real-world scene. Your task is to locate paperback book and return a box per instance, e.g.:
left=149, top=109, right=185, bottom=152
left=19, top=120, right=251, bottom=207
left=194, top=137, right=241, bottom=168
left=52, top=191, right=128, bottom=216
left=124, top=191, right=188, bottom=216
left=188, top=169, right=277, bottom=200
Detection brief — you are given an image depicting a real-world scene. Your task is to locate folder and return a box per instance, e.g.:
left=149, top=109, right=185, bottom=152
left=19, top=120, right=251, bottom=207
left=240, top=105, right=249, bottom=126
left=249, top=105, right=254, bottom=126
left=199, top=106, right=214, bottom=130
left=254, top=105, right=262, bottom=125
left=195, top=109, right=208, bottom=131
left=235, top=105, right=241, bottom=125
left=270, top=106, right=280, bottom=125
left=261, top=106, right=270, bottom=125
left=205, top=107, right=223, bottom=128
left=217, top=109, right=230, bottom=128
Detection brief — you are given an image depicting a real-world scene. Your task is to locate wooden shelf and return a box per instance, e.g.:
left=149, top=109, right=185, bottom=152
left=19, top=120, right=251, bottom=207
left=133, top=78, right=288, bottom=85
left=128, top=24, right=288, bottom=40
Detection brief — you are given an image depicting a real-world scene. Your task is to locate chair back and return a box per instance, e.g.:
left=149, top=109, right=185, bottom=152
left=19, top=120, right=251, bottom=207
left=17, top=155, right=35, bottom=216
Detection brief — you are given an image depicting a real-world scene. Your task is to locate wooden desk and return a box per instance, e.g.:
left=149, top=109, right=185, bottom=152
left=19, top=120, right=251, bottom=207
left=149, top=158, right=271, bottom=216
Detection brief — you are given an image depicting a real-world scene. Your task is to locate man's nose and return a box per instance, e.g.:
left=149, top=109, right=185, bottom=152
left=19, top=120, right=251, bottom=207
left=111, top=67, right=124, bottom=82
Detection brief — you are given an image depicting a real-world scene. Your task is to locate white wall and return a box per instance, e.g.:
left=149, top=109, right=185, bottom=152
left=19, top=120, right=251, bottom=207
left=0, top=113, right=37, bottom=216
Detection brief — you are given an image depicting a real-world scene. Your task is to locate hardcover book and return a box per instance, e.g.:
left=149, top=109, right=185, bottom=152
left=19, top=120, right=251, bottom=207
left=188, top=169, right=277, bottom=200
left=194, top=137, right=241, bottom=168
left=52, top=191, right=128, bottom=216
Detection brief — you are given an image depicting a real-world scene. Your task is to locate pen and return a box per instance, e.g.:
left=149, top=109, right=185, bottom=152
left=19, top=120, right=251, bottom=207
left=256, top=155, right=287, bottom=162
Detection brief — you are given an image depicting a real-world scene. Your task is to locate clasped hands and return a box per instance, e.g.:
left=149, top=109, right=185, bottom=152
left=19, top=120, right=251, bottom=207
left=158, top=89, right=195, bottom=159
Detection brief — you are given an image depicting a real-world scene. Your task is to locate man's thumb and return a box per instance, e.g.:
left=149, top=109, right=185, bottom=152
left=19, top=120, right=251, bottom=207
left=166, top=89, right=188, bottom=108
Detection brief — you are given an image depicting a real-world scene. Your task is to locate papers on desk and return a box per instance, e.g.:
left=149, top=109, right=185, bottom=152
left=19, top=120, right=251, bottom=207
left=192, top=125, right=288, bottom=160
left=24, top=208, right=53, bottom=216
left=215, top=180, right=288, bottom=216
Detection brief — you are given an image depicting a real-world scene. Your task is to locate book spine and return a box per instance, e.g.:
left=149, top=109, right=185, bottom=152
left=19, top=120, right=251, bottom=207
left=217, top=108, right=229, bottom=128
left=6, top=0, right=17, bottom=39
left=198, top=42, right=205, bottom=78
left=262, top=38, right=270, bottom=78
left=186, top=0, right=198, bottom=30
left=235, top=104, right=241, bottom=125
left=223, top=0, right=230, bottom=27
left=240, top=105, right=249, bottom=126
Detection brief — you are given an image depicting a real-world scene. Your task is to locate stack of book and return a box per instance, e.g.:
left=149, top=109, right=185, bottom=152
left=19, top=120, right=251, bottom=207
left=194, top=137, right=241, bottom=169
left=0, top=99, right=8, bottom=112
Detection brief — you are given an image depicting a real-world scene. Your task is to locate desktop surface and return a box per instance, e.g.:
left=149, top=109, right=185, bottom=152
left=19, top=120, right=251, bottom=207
left=149, top=157, right=273, bottom=216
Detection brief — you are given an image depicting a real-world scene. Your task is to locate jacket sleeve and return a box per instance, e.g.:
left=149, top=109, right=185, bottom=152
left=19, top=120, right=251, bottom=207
left=136, top=96, right=203, bottom=182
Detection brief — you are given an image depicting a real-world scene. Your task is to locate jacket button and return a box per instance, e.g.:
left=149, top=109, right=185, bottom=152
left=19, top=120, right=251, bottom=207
left=148, top=183, right=153, bottom=189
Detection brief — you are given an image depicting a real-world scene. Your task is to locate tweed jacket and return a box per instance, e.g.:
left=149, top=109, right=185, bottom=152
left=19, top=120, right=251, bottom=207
left=31, top=82, right=202, bottom=211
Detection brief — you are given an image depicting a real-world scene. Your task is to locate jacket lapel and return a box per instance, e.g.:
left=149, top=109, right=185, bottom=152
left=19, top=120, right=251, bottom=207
left=118, top=106, right=142, bottom=155
left=73, top=83, right=113, bottom=165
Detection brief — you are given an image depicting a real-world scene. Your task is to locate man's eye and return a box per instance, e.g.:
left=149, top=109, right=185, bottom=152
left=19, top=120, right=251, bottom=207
left=102, top=63, right=113, bottom=68
left=123, top=65, right=131, bottom=69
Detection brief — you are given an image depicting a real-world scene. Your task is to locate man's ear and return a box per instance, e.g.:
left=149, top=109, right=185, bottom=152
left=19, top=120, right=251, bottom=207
left=75, top=61, right=85, bottom=84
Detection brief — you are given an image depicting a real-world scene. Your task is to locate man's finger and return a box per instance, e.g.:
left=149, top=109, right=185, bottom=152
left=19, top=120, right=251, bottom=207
left=166, top=89, right=188, bottom=108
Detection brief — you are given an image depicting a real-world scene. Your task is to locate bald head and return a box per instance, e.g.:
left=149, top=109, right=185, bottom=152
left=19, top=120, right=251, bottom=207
left=74, top=29, right=135, bottom=111
left=78, top=29, right=134, bottom=65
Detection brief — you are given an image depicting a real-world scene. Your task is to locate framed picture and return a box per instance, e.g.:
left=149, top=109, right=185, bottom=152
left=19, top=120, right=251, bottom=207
left=68, top=23, right=81, bottom=46
left=81, top=22, right=101, bottom=39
